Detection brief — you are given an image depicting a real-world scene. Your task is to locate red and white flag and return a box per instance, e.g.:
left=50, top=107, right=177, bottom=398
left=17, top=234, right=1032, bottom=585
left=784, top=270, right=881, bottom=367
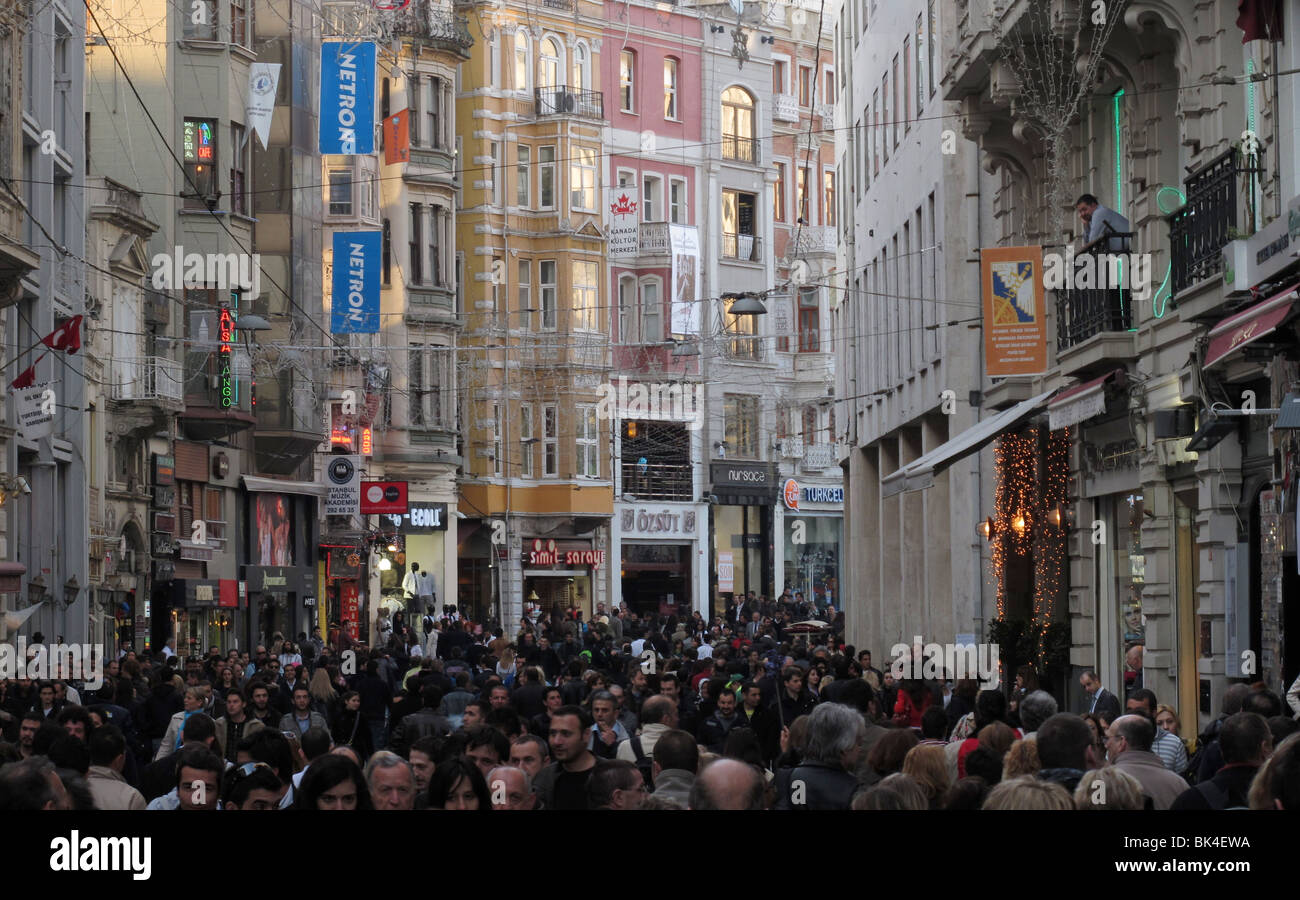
left=41, top=315, right=83, bottom=354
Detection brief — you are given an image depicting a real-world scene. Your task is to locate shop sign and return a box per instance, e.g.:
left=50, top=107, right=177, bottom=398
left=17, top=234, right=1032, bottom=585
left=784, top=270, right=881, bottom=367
left=153, top=454, right=175, bottom=486
left=243, top=566, right=303, bottom=593
left=710, top=461, right=776, bottom=487
left=1222, top=194, right=1300, bottom=293
left=360, top=480, right=409, bottom=515
left=152, top=533, right=174, bottom=556
left=620, top=507, right=697, bottom=536
left=783, top=480, right=844, bottom=508
left=386, top=503, right=448, bottom=533
left=528, top=538, right=605, bottom=568
left=718, top=551, right=735, bottom=592
left=323, top=455, right=361, bottom=516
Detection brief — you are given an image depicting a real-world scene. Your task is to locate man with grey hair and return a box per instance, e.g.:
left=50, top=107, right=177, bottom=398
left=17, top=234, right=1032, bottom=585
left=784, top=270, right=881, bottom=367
left=688, top=758, right=765, bottom=810
left=588, top=690, right=631, bottom=759
left=1106, top=715, right=1188, bottom=810
left=774, top=702, right=865, bottom=810
left=486, top=765, right=537, bottom=810
left=365, top=750, right=415, bottom=810
left=1019, top=690, right=1058, bottom=740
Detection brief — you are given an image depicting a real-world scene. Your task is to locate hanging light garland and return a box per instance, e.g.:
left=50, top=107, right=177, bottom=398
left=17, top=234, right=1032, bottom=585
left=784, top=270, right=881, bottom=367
left=1033, top=427, right=1070, bottom=663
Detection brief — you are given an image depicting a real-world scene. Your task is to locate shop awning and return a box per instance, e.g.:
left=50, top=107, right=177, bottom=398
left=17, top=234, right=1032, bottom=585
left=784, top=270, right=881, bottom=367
left=1048, top=368, right=1125, bottom=431
left=242, top=475, right=327, bottom=498
left=881, top=388, right=1056, bottom=497
left=1205, top=282, right=1300, bottom=369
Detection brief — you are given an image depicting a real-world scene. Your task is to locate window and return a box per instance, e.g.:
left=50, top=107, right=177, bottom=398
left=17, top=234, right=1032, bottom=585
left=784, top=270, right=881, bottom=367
left=862, top=108, right=870, bottom=187
left=573, top=259, right=598, bottom=331
left=543, top=404, right=558, bottom=477
left=540, top=37, right=562, bottom=90
left=231, top=0, right=249, bottom=47
left=774, top=163, right=787, bottom=222
left=664, top=58, right=679, bottom=119
left=799, top=287, right=820, bottom=351
left=490, top=255, right=502, bottom=318
left=618, top=275, right=637, bottom=342
left=773, top=59, right=787, bottom=95
left=824, top=69, right=835, bottom=106
left=539, top=260, right=557, bottom=329
left=492, top=402, right=503, bottom=476
left=231, top=123, right=248, bottom=215
left=183, top=0, right=217, bottom=40
left=182, top=118, right=218, bottom=208
left=641, top=278, right=662, bottom=344
left=803, top=406, right=818, bottom=445
left=423, top=77, right=442, bottom=149
left=520, top=404, right=535, bottom=477
left=328, top=166, right=353, bottom=216
left=409, top=344, right=450, bottom=428
left=488, top=33, right=500, bottom=86
left=490, top=141, right=501, bottom=206
left=576, top=405, right=599, bottom=478
left=721, top=190, right=757, bottom=260
left=359, top=158, right=377, bottom=221
left=915, top=15, right=925, bottom=110
left=570, top=145, right=596, bottom=211
left=879, top=76, right=889, bottom=163
left=620, top=50, right=635, bottom=112
left=408, top=203, right=423, bottom=283
left=721, top=87, right=756, bottom=161
left=430, top=206, right=444, bottom=286
left=796, top=166, right=810, bottom=224
left=669, top=178, right=687, bottom=224
left=572, top=42, right=591, bottom=90
left=516, top=144, right=530, bottom=207
left=928, top=0, right=936, bottom=97
left=517, top=259, right=531, bottom=329
left=823, top=170, right=836, bottom=227
left=643, top=175, right=661, bottom=222
left=892, top=55, right=900, bottom=147
left=539, top=146, right=556, bottom=209
left=514, top=31, right=531, bottom=91
left=725, top=296, right=760, bottom=359
left=799, top=65, right=813, bottom=107
left=724, top=395, right=760, bottom=458
left=903, top=40, right=911, bottom=129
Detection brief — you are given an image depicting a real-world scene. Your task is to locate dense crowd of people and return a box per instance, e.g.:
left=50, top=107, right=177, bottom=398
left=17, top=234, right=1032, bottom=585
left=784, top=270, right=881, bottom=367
left=2, top=592, right=1299, bottom=811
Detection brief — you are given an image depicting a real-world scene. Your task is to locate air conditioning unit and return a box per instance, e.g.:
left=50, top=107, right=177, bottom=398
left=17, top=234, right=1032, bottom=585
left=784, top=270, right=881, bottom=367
left=555, top=90, right=577, bottom=114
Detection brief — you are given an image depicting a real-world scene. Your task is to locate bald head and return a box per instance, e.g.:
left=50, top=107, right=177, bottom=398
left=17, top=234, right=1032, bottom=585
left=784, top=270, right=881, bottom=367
left=331, top=745, right=362, bottom=766
left=486, top=766, right=535, bottom=810
left=639, top=694, right=678, bottom=727
left=688, top=758, right=765, bottom=810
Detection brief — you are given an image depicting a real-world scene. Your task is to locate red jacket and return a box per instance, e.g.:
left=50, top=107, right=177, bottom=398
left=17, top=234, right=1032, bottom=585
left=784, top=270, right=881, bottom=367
left=893, top=689, right=934, bottom=729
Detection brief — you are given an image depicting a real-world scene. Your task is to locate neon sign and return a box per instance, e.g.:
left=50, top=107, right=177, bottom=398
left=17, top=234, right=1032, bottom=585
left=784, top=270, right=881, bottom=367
left=219, top=307, right=234, bottom=408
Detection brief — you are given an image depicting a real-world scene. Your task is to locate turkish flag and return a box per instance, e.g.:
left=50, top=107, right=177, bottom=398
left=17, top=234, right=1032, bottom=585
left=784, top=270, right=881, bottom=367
left=1237, top=0, right=1283, bottom=42
left=41, top=315, right=83, bottom=354
left=9, top=362, right=38, bottom=390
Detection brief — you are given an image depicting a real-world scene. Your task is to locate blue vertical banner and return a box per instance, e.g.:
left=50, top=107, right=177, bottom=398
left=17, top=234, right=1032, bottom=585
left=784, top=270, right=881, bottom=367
left=320, top=42, right=376, bottom=155
left=332, top=231, right=382, bottom=333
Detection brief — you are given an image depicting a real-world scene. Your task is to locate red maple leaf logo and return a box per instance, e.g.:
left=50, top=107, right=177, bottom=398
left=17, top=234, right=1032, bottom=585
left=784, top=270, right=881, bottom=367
left=610, top=193, right=638, bottom=216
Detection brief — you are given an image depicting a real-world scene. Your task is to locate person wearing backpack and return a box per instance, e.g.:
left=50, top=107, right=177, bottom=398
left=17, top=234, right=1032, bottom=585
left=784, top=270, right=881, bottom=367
left=1171, top=712, right=1272, bottom=810
left=617, top=694, right=677, bottom=788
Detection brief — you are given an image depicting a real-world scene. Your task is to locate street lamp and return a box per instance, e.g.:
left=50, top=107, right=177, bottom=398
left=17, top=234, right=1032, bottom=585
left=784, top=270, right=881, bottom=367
left=63, top=575, right=80, bottom=608
left=724, top=292, right=768, bottom=316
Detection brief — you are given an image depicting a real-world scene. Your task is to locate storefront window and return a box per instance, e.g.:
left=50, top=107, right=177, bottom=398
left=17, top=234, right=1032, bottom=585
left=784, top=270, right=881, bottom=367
left=713, top=505, right=766, bottom=604
left=1113, top=493, right=1145, bottom=689
left=783, top=516, right=841, bottom=613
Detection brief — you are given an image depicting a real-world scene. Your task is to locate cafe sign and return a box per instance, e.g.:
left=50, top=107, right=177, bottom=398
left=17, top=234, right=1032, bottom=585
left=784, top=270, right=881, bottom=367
left=528, top=538, right=606, bottom=569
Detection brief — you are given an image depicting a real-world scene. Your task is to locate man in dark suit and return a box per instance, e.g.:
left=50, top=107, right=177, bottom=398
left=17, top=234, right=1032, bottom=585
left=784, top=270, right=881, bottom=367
left=1080, top=669, right=1121, bottom=721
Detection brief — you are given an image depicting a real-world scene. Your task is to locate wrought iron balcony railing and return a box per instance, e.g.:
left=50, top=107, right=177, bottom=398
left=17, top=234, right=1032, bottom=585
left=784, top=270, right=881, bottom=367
left=534, top=86, right=604, bottom=119
left=621, top=460, right=693, bottom=502
left=1168, top=147, right=1262, bottom=296
left=1053, top=237, right=1137, bottom=352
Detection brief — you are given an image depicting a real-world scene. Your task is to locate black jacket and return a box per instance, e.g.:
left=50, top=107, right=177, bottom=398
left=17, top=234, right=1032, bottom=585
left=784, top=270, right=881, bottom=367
left=696, top=713, right=746, bottom=754
left=1171, top=764, right=1258, bottom=810
left=389, top=707, right=453, bottom=754
left=773, top=761, right=860, bottom=810
left=511, top=682, right=547, bottom=720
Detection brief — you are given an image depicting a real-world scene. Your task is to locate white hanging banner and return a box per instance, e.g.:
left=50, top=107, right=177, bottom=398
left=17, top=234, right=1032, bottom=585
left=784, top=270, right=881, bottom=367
left=246, top=63, right=281, bottom=151
left=770, top=294, right=794, bottom=336
left=15, top=383, right=55, bottom=440
left=669, top=224, right=701, bottom=336
left=606, top=185, right=639, bottom=258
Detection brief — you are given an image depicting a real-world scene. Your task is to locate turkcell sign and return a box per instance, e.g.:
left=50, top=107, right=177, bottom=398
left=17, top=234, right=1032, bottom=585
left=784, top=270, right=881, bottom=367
left=331, top=231, right=381, bottom=333
left=320, top=41, right=375, bottom=155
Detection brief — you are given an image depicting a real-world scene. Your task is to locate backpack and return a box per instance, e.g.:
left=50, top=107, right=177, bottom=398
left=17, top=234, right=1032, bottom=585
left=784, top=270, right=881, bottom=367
left=629, top=736, right=655, bottom=788
left=423, top=614, right=435, bottom=636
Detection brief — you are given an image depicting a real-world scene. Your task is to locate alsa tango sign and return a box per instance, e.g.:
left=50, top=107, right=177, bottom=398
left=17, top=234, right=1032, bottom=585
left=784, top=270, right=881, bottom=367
left=529, top=538, right=606, bottom=569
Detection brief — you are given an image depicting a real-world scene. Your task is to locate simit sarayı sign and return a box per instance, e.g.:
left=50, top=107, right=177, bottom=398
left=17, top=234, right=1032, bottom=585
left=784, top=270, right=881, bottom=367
left=320, top=42, right=375, bottom=155
left=331, top=231, right=381, bottom=333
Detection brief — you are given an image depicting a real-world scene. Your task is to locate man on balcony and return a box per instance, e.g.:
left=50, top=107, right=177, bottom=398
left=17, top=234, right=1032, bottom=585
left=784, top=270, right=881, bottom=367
left=1076, top=193, right=1131, bottom=252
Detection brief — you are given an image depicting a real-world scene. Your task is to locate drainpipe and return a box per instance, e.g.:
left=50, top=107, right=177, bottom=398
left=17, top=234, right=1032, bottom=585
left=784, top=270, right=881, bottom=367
left=966, top=141, right=986, bottom=639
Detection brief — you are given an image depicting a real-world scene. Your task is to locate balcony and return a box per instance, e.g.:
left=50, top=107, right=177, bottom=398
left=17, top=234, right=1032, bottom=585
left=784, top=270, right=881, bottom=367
left=788, top=225, right=836, bottom=257
left=1168, top=147, right=1261, bottom=297
left=622, top=461, right=692, bottom=502
left=541, top=0, right=573, bottom=8
left=801, top=442, right=837, bottom=472
left=255, top=378, right=326, bottom=474
left=773, top=94, right=799, bottom=123
left=180, top=350, right=255, bottom=440
left=1054, top=240, right=1137, bottom=353
left=534, top=86, right=604, bottom=120
left=110, top=357, right=184, bottom=406
left=721, top=135, right=759, bottom=163
left=639, top=222, right=670, bottom=255
left=722, top=233, right=763, bottom=262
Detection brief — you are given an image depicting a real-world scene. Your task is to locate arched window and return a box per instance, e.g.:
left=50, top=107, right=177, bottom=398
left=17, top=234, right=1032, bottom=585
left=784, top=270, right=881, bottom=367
left=640, top=277, right=662, bottom=344
left=513, top=31, right=531, bottom=92
left=618, top=275, right=637, bottom=343
left=572, top=41, right=591, bottom=91
left=721, top=86, right=756, bottom=161
left=540, top=36, right=563, bottom=91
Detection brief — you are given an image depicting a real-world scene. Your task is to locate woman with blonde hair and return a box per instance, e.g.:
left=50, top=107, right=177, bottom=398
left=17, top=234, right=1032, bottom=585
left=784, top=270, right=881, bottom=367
left=901, top=744, right=951, bottom=808
left=981, top=775, right=1074, bottom=810
left=1001, top=738, right=1041, bottom=780
left=308, top=667, right=338, bottom=714
left=1073, top=766, right=1144, bottom=810
left=1155, top=704, right=1194, bottom=755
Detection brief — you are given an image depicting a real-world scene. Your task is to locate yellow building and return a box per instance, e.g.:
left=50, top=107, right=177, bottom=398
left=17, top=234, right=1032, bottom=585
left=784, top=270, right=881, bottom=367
left=455, top=0, right=613, bottom=626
